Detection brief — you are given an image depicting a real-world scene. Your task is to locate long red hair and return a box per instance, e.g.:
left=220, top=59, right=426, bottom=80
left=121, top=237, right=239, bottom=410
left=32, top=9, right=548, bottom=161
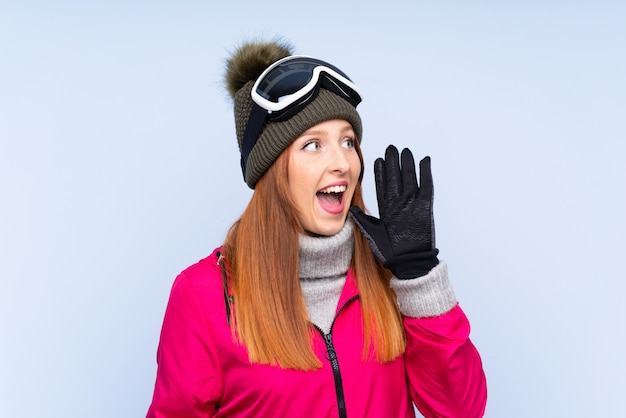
left=222, top=141, right=405, bottom=370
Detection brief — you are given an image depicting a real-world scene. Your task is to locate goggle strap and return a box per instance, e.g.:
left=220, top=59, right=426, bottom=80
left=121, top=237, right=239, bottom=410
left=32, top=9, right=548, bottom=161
left=240, top=102, right=267, bottom=179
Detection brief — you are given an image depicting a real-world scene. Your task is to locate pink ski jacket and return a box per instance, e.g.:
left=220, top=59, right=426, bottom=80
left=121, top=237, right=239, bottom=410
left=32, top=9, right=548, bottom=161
left=147, top=248, right=487, bottom=417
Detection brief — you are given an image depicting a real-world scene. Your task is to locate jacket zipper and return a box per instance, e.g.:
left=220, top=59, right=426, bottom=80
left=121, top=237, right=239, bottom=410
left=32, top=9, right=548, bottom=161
left=314, top=295, right=359, bottom=418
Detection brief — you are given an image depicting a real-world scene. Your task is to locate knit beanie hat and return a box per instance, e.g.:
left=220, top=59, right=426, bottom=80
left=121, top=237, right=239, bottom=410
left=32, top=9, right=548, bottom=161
left=224, top=40, right=363, bottom=189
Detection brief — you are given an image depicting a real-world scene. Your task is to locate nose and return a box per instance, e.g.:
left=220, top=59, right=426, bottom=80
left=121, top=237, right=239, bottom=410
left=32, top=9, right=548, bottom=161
left=328, top=144, right=350, bottom=174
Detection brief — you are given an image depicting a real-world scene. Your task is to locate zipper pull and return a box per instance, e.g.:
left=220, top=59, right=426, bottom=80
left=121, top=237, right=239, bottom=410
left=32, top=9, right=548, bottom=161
left=324, top=333, right=337, bottom=362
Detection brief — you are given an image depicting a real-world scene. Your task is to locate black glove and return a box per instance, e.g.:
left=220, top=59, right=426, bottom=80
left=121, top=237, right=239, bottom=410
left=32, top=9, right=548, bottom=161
left=350, top=145, right=439, bottom=279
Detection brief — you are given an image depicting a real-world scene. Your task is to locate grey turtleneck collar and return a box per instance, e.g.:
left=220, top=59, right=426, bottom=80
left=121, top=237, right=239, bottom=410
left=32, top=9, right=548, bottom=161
left=298, top=219, right=354, bottom=333
left=298, top=219, right=354, bottom=279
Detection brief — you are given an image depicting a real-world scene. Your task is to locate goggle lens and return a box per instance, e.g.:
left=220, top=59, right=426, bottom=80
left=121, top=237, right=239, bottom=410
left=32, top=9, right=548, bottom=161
left=255, top=58, right=354, bottom=104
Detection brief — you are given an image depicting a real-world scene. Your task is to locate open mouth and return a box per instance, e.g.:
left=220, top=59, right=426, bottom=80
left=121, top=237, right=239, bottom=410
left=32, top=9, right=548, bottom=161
left=316, top=184, right=346, bottom=213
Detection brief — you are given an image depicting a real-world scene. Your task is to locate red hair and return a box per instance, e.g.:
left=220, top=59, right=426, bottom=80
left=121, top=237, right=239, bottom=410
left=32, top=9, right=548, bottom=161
left=222, top=141, right=404, bottom=370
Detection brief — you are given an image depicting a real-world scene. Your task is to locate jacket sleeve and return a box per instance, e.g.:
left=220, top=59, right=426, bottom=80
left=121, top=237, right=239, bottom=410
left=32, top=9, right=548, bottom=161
left=391, top=262, right=487, bottom=418
left=146, top=271, right=223, bottom=418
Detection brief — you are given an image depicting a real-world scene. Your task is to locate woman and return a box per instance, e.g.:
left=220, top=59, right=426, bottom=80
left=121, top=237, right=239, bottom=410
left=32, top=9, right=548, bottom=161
left=147, top=40, right=487, bottom=418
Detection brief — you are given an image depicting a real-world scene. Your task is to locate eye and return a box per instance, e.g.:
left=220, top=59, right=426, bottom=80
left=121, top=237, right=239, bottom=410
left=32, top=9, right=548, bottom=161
left=342, top=137, right=356, bottom=149
left=302, top=141, right=320, bottom=151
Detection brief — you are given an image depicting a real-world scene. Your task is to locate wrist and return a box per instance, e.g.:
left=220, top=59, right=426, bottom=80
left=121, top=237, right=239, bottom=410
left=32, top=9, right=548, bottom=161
left=384, top=248, right=439, bottom=280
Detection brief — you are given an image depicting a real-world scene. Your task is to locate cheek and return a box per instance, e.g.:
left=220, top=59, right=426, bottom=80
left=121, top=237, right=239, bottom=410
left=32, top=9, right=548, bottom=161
left=350, top=155, right=362, bottom=180
left=348, top=156, right=361, bottom=196
left=288, top=167, right=316, bottom=202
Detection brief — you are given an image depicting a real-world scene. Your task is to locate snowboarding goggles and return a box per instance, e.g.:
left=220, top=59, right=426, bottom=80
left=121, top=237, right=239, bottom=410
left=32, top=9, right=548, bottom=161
left=241, top=55, right=362, bottom=179
left=251, top=55, right=362, bottom=120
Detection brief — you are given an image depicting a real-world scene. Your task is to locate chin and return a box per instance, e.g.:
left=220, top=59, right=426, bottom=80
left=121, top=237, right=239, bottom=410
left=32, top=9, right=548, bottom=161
left=305, top=218, right=346, bottom=237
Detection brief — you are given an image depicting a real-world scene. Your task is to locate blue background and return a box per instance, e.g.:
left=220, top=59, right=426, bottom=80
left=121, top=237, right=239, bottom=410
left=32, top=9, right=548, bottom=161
left=1, top=1, right=625, bottom=417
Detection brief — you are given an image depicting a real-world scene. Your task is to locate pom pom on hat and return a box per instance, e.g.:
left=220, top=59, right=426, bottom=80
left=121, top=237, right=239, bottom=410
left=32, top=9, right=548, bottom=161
left=224, top=40, right=293, bottom=99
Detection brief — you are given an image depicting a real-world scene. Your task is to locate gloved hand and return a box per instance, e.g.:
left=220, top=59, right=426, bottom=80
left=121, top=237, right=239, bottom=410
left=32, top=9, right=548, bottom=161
left=350, top=145, right=439, bottom=279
